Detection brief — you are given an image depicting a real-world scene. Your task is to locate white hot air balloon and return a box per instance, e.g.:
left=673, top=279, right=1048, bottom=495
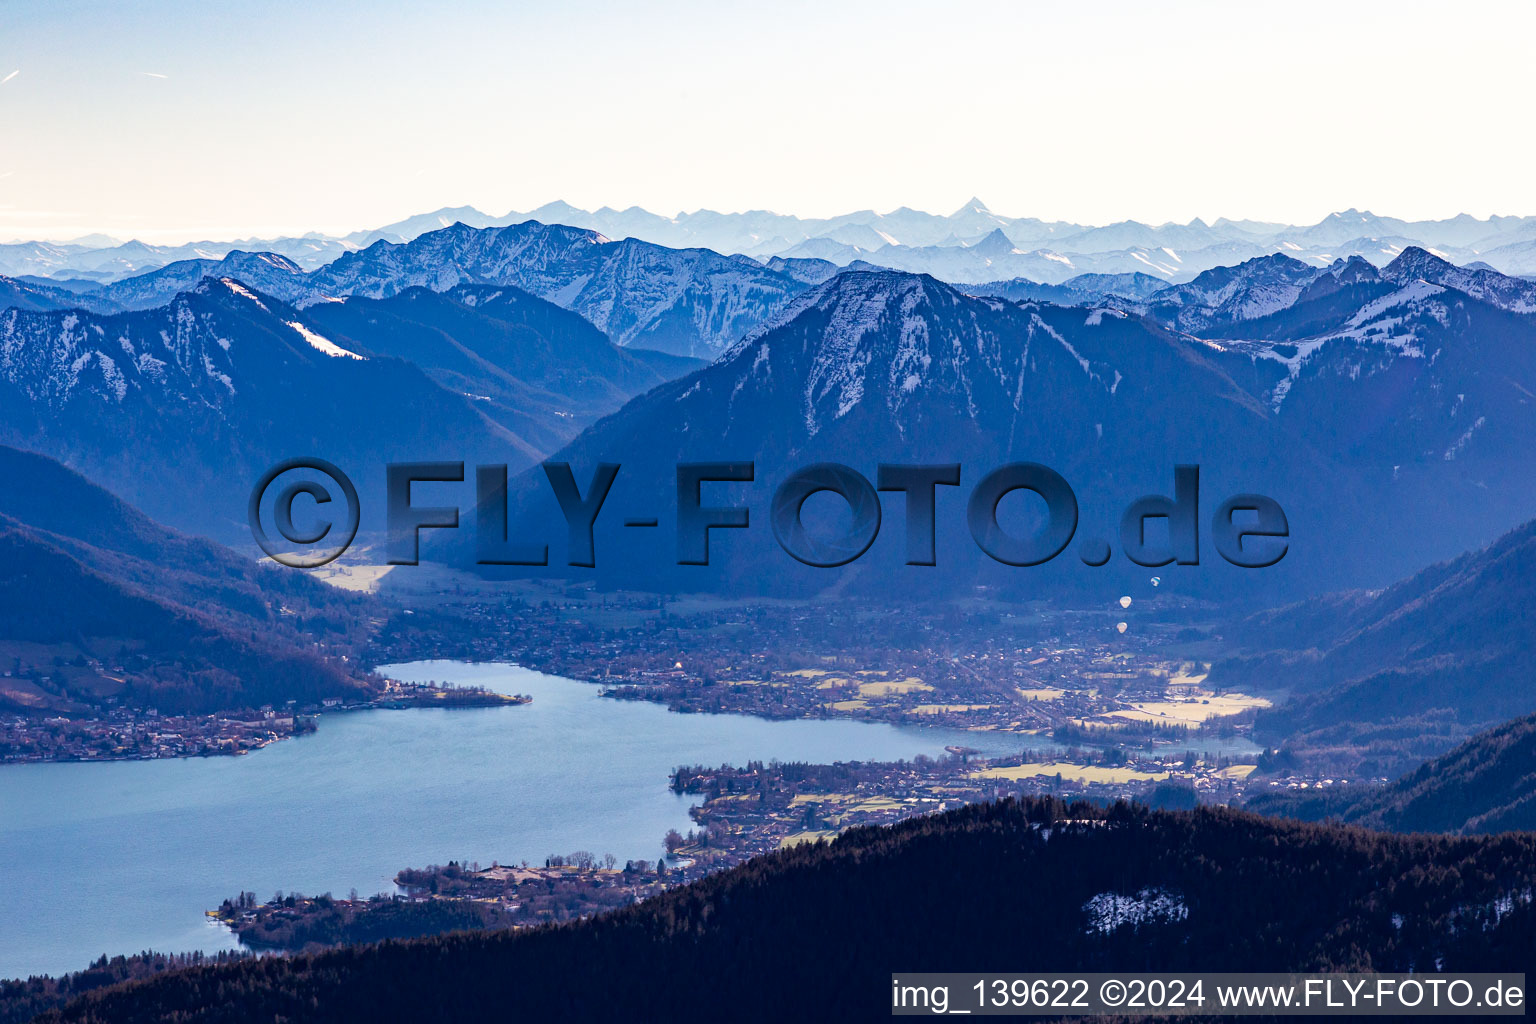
left=1116, top=622, right=1128, bottom=634
left=1119, top=596, right=1132, bottom=609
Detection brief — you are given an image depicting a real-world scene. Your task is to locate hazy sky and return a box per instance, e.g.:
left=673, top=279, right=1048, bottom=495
left=2, top=0, right=1532, bottom=242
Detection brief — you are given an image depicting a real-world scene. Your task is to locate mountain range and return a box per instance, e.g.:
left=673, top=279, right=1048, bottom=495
left=1134, top=247, right=1536, bottom=333
left=11, top=218, right=1536, bottom=361
left=1, top=222, right=816, bottom=360
left=351, top=202, right=1536, bottom=278
left=486, top=268, right=1315, bottom=597
left=305, top=223, right=805, bottom=358
left=0, top=276, right=696, bottom=536
left=6, top=217, right=1536, bottom=605
left=9, top=202, right=1536, bottom=601
left=8, top=202, right=1536, bottom=293
left=480, top=245, right=1536, bottom=602
left=0, top=235, right=359, bottom=284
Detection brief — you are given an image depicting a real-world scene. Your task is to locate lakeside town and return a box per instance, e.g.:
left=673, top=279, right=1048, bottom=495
left=0, top=679, right=529, bottom=764
left=370, top=582, right=1270, bottom=752
left=206, top=735, right=1342, bottom=954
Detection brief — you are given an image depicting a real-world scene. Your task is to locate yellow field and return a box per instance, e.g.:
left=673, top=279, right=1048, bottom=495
left=785, top=668, right=831, bottom=678
left=971, top=762, right=1171, bottom=784
left=789, top=793, right=858, bottom=805
left=1164, top=665, right=1211, bottom=687
left=857, top=678, right=933, bottom=697
left=1016, top=687, right=1066, bottom=701
left=815, top=677, right=853, bottom=690
left=1218, top=764, right=1259, bottom=780
left=0, top=679, right=49, bottom=708
left=1068, top=717, right=1125, bottom=731
left=909, top=704, right=996, bottom=714
left=825, top=699, right=869, bottom=711
left=1103, top=693, right=1270, bottom=727
left=313, top=563, right=395, bottom=593
left=778, top=829, right=839, bottom=849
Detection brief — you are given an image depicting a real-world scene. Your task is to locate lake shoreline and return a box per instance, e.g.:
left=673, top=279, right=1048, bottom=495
left=2, top=660, right=1028, bottom=979
left=0, top=679, right=527, bottom=767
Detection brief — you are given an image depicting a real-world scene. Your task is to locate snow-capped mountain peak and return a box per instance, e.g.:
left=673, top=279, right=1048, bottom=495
left=1383, top=246, right=1536, bottom=314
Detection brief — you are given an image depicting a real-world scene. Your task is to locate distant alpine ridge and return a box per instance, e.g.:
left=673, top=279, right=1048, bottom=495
left=1, top=222, right=812, bottom=359
left=5, top=201, right=1536, bottom=292
left=8, top=212, right=1536, bottom=361
left=5, top=212, right=1536, bottom=602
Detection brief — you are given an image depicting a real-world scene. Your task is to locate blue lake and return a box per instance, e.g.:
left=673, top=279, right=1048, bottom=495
left=0, top=660, right=1036, bottom=979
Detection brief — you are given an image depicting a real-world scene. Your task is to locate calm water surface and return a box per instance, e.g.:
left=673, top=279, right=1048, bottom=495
left=0, top=661, right=1036, bottom=979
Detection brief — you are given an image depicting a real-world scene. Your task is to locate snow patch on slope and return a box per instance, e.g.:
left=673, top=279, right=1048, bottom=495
left=221, top=278, right=268, bottom=311
left=286, top=321, right=363, bottom=359
left=1083, top=888, right=1188, bottom=935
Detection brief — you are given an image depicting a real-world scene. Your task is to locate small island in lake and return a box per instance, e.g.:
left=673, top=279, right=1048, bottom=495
left=375, top=678, right=531, bottom=709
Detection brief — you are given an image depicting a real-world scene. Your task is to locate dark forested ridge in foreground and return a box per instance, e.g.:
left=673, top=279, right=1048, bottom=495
left=38, top=798, right=1536, bottom=1024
